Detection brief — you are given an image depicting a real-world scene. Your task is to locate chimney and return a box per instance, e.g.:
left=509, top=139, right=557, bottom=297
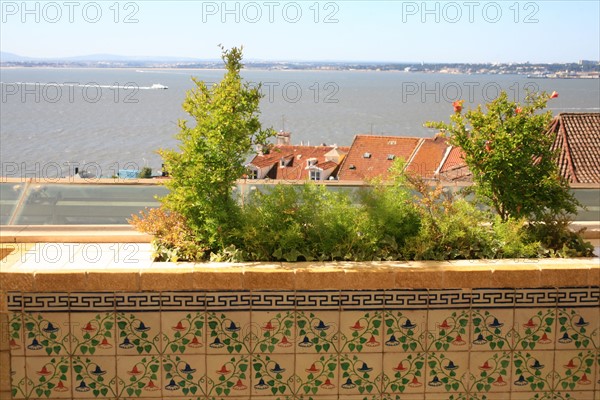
left=276, top=130, right=291, bottom=145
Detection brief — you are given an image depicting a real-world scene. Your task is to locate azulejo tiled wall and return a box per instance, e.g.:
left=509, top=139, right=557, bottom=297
left=6, top=288, right=600, bottom=400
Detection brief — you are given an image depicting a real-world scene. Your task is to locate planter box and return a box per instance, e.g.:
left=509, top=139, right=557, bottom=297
left=1, top=244, right=599, bottom=399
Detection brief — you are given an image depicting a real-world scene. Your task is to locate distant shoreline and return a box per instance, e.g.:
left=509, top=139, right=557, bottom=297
left=1, top=65, right=598, bottom=79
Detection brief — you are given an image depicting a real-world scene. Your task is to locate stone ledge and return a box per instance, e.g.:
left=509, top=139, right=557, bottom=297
left=0, top=225, right=152, bottom=243
left=1, top=258, right=598, bottom=292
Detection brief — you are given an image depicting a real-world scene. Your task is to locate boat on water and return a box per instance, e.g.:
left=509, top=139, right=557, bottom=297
left=150, top=83, right=168, bottom=89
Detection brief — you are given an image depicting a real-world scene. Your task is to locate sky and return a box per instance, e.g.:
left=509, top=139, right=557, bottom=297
left=1, top=0, right=599, bottom=63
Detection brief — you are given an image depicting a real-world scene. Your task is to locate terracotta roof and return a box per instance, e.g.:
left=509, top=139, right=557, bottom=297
left=337, top=135, right=421, bottom=181
left=548, top=113, right=600, bottom=184
left=248, top=145, right=349, bottom=180
left=438, top=146, right=472, bottom=181
left=405, top=137, right=450, bottom=179
left=315, top=161, right=338, bottom=170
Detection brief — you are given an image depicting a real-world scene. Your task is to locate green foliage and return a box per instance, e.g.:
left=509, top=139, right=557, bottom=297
left=239, top=182, right=420, bottom=262
left=159, top=46, right=274, bottom=256
left=131, top=51, right=591, bottom=262
left=525, top=215, right=595, bottom=257
left=129, top=207, right=208, bottom=262
left=426, top=91, right=579, bottom=222
left=240, top=184, right=366, bottom=261
left=139, top=167, right=152, bottom=179
left=401, top=174, right=541, bottom=260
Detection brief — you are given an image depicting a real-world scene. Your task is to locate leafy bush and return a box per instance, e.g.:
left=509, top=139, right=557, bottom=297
left=356, top=183, right=421, bottom=259
left=240, top=184, right=367, bottom=261
left=401, top=175, right=541, bottom=260
left=526, top=215, right=595, bottom=257
left=129, top=207, right=209, bottom=262
left=159, top=46, right=274, bottom=256
left=139, top=167, right=152, bottom=179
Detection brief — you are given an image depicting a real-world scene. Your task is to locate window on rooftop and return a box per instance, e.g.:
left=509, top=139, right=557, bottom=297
left=363, top=152, right=371, bottom=158
left=310, top=170, right=321, bottom=181
left=388, top=140, right=397, bottom=145
left=387, top=154, right=396, bottom=160
left=307, top=158, right=317, bottom=167
left=280, top=158, right=288, bottom=167
left=248, top=169, right=258, bottom=179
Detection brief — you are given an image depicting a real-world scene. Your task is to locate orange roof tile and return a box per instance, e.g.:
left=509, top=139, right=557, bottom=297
left=438, top=146, right=472, bottom=181
left=337, top=135, right=422, bottom=181
left=548, top=113, right=600, bottom=184
left=248, top=144, right=349, bottom=180
left=405, top=137, right=450, bottom=179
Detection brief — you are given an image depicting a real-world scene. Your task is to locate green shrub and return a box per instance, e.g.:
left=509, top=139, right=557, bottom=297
left=357, top=183, right=421, bottom=259
left=240, top=184, right=369, bottom=261
left=139, top=167, right=152, bottom=179
left=129, top=207, right=209, bottom=262
left=401, top=175, right=541, bottom=260
left=526, top=215, right=595, bottom=257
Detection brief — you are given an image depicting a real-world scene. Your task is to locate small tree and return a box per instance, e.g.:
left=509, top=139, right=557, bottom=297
left=426, top=91, right=578, bottom=222
left=159, top=46, right=274, bottom=252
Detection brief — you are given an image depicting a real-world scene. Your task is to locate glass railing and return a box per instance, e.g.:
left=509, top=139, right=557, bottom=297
left=0, top=180, right=598, bottom=225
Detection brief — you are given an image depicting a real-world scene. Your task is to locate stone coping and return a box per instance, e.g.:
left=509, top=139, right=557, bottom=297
left=0, top=225, right=152, bottom=243
left=1, top=251, right=598, bottom=292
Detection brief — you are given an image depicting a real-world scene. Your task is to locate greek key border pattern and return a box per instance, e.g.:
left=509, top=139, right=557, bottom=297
left=7, top=287, right=598, bottom=312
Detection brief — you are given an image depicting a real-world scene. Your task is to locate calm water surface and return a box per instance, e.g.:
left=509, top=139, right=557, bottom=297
left=1, top=68, right=598, bottom=177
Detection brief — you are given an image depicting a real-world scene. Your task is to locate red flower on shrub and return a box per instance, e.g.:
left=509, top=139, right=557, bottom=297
left=453, top=100, right=464, bottom=113
left=515, top=107, right=522, bottom=114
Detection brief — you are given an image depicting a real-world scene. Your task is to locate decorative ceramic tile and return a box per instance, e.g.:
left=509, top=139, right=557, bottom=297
left=251, top=310, right=296, bottom=354
left=205, top=354, right=250, bottom=398
left=424, top=351, right=469, bottom=394
left=9, top=312, right=25, bottom=356
left=556, top=308, right=599, bottom=350
left=339, top=311, right=384, bottom=353
left=69, top=293, right=115, bottom=312
left=161, top=312, right=206, bottom=355
left=428, top=289, right=472, bottom=310
left=4, top=288, right=600, bottom=399
left=295, top=311, right=339, bottom=354
left=115, top=312, right=161, bottom=355
left=295, top=291, right=341, bottom=311
left=340, top=291, right=387, bottom=311
left=513, top=308, right=556, bottom=351
left=382, top=310, right=428, bottom=353
left=250, top=291, right=296, bottom=312
left=471, top=308, right=514, bottom=352
left=71, top=355, right=117, bottom=398
left=381, top=352, right=426, bottom=395
left=115, top=355, right=162, bottom=398
left=206, top=311, right=251, bottom=355
left=10, top=355, right=26, bottom=399
left=251, top=354, right=295, bottom=397
left=427, top=309, right=471, bottom=352
left=162, top=354, right=206, bottom=397
left=384, top=289, right=430, bottom=311
left=24, top=356, right=71, bottom=398
left=294, top=354, right=338, bottom=397
left=553, top=349, right=596, bottom=393
left=468, top=350, right=512, bottom=393
left=338, top=353, right=382, bottom=396
left=514, top=288, right=558, bottom=309
left=23, top=312, right=70, bottom=356
left=205, top=291, right=252, bottom=312
left=114, top=293, right=162, bottom=313
left=511, top=350, right=556, bottom=393
left=471, top=288, right=515, bottom=307
left=70, top=312, right=116, bottom=356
